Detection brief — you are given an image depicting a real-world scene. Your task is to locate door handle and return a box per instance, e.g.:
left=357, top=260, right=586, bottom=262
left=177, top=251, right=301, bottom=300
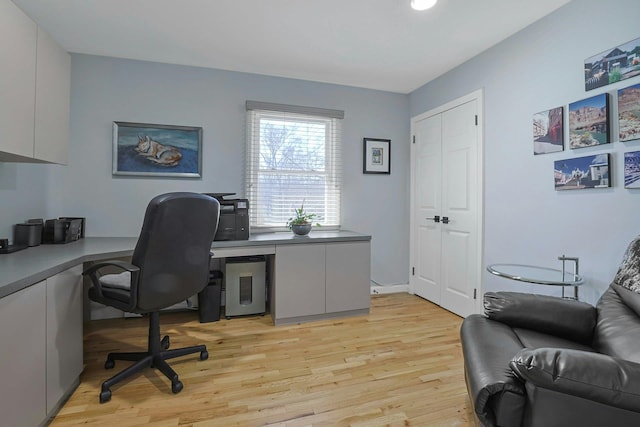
left=442, top=216, right=449, bottom=224
left=426, top=216, right=440, bottom=223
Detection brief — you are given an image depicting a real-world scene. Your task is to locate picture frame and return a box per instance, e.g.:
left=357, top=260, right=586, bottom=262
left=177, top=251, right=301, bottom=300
left=568, top=94, right=610, bottom=149
left=113, top=122, right=202, bottom=178
left=584, top=36, right=640, bottom=91
left=363, top=138, right=391, bottom=174
left=554, top=154, right=610, bottom=190
left=533, top=106, right=564, bottom=155
left=624, top=151, right=640, bottom=188
left=618, top=83, right=640, bottom=142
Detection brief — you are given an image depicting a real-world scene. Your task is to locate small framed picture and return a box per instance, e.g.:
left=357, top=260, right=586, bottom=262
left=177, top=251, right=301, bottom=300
left=363, top=138, right=391, bottom=174
left=624, top=151, right=640, bottom=188
left=113, top=121, right=202, bottom=178
left=554, top=154, right=610, bottom=190
left=533, top=107, right=564, bottom=155
left=619, top=83, right=640, bottom=142
left=568, top=94, right=610, bottom=149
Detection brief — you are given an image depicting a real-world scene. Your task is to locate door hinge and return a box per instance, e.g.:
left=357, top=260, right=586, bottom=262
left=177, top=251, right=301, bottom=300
left=473, top=288, right=477, bottom=299
left=412, top=267, right=415, bottom=275
left=412, top=135, right=416, bottom=144
left=474, top=115, right=478, bottom=126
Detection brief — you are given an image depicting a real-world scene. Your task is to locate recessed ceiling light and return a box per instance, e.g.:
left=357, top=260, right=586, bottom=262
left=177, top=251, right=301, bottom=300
left=411, top=0, right=438, bottom=11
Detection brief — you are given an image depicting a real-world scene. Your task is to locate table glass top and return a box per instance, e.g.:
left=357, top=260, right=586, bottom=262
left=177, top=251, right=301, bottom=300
left=487, top=263, right=584, bottom=286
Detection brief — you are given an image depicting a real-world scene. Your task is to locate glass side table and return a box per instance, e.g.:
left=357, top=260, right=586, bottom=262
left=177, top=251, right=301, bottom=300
left=487, top=256, right=583, bottom=300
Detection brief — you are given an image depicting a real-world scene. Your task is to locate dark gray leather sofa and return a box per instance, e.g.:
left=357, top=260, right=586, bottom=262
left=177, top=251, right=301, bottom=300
left=461, top=284, right=640, bottom=427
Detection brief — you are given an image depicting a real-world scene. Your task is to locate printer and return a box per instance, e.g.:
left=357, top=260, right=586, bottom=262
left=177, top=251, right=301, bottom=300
left=205, top=193, right=249, bottom=241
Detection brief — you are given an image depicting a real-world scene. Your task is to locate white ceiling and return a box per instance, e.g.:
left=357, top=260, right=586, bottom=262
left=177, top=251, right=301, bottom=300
left=13, top=0, right=571, bottom=94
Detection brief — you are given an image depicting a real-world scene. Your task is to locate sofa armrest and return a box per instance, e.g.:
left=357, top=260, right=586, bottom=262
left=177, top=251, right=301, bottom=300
left=510, top=348, right=640, bottom=413
left=484, top=292, right=596, bottom=344
left=461, top=315, right=526, bottom=427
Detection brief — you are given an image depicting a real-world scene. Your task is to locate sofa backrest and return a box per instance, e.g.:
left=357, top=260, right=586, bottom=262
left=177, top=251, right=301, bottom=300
left=594, top=284, right=640, bottom=363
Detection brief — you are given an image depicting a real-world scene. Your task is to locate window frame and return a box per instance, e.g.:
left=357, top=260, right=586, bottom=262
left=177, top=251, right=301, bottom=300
left=245, top=105, right=343, bottom=232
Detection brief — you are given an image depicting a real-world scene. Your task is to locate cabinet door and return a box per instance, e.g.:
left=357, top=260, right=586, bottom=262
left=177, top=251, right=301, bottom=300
left=274, top=244, right=325, bottom=320
left=0, top=0, right=37, bottom=160
left=34, top=27, right=71, bottom=164
left=325, top=241, right=371, bottom=313
left=46, top=266, right=83, bottom=414
left=0, top=282, right=47, bottom=426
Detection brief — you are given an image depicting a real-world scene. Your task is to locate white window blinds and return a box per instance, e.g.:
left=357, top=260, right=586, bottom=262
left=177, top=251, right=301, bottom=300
left=245, top=101, right=343, bottom=230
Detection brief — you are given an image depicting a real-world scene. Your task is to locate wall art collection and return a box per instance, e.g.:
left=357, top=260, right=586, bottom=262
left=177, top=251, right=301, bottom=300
left=533, top=36, right=640, bottom=191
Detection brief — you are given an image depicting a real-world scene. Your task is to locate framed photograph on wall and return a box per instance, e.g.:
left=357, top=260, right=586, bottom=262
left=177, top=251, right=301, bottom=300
left=113, top=122, right=202, bottom=178
left=363, top=138, right=391, bottom=174
left=554, top=154, right=610, bottom=190
left=584, top=36, right=640, bottom=91
left=619, top=83, right=640, bottom=142
left=624, top=151, right=640, bottom=188
left=568, top=94, right=610, bottom=149
left=533, top=106, right=564, bottom=154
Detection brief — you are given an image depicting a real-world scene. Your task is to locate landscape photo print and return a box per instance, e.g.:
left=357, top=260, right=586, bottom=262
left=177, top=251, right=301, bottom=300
left=584, top=36, right=640, bottom=91
left=568, top=94, right=610, bottom=149
left=619, top=83, right=640, bottom=142
left=554, top=154, right=610, bottom=190
left=533, top=106, right=564, bottom=154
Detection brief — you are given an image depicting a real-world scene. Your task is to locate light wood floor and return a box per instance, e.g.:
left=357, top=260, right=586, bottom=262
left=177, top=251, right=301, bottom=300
left=51, top=293, right=475, bottom=426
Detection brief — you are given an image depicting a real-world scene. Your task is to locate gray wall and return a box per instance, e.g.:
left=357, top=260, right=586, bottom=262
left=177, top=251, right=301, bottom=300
left=38, top=55, right=409, bottom=286
left=410, top=0, right=640, bottom=304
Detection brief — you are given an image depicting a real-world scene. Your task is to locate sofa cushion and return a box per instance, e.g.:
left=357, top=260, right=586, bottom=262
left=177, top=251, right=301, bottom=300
left=512, top=328, right=595, bottom=353
left=595, top=286, right=640, bottom=363
left=614, top=235, right=640, bottom=293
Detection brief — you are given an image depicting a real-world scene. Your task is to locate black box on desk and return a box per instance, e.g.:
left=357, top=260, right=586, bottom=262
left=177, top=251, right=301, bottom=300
left=43, top=218, right=83, bottom=244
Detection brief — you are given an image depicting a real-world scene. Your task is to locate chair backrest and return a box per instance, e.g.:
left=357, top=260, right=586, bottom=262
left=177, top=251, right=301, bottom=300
left=131, top=192, right=220, bottom=311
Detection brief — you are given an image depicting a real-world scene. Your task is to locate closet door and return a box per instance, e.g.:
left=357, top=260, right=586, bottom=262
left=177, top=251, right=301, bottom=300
left=410, top=91, right=483, bottom=318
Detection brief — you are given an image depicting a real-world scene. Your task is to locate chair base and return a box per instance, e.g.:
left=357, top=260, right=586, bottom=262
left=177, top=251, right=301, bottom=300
left=98, top=312, right=208, bottom=403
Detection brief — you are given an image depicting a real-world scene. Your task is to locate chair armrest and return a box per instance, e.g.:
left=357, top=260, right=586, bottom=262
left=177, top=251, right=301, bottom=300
left=484, top=292, right=596, bottom=344
left=83, top=260, right=140, bottom=298
left=510, top=348, right=640, bottom=413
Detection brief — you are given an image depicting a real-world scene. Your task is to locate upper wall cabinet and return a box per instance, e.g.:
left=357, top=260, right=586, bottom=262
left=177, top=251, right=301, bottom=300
left=0, top=0, right=37, bottom=160
left=34, top=27, right=71, bottom=164
left=0, top=0, right=70, bottom=164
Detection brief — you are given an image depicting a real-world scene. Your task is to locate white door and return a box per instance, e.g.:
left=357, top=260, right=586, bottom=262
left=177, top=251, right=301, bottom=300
left=410, top=91, right=483, bottom=318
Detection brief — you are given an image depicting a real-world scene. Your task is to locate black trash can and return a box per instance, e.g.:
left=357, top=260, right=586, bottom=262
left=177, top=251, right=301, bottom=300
left=198, top=270, right=223, bottom=323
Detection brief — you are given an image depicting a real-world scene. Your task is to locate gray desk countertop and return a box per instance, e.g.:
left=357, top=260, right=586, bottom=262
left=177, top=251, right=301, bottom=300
left=0, top=230, right=370, bottom=299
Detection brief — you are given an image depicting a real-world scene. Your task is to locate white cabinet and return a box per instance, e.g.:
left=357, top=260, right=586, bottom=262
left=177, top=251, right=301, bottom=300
left=325, top=241, right=371, bottom=313
left=0, top=0, right=37, bottom=160
left=35, top=27, right=71, bottom=164
left=46, top=265, right=83, bottom=414
left=0, top=0, right=70, bottom=164
left=274, top=244, right=326, bottom=320
left=0, top=266, right=83, bottom=426
left=0, top=281, right=47, bottom=427
left=273, top=240, right=371, bottom=324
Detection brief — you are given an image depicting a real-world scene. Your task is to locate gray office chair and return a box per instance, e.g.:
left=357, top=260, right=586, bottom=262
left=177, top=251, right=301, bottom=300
left=83, top=192, right=220, bottom=403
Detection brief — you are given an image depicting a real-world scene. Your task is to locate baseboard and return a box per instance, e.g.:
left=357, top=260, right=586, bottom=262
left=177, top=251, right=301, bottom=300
left=370, top=283, right=410, bottom=295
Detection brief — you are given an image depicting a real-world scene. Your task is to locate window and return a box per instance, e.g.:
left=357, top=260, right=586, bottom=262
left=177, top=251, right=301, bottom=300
left=245, top=101, right=343, bottom=230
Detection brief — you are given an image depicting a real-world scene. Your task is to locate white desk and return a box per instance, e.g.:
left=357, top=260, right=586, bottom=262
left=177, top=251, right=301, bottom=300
left=0, top=231, right=371, bottom=426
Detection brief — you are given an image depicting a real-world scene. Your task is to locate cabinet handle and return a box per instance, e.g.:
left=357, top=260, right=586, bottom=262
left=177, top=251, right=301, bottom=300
left=426, top=216, right=440, bottom=223
left=442, top=216, right=449, bottom=224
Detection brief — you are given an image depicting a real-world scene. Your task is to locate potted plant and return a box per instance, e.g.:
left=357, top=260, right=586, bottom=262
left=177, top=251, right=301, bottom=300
left=286, top=203, right=320, bottom=236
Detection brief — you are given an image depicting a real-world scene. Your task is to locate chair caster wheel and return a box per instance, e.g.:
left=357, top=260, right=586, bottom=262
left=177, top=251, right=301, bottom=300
left=161, top=336, right=170, bottom=349
left=200, top=350, right=209, bottom=361
left=104, top=359, right=115, bottom=369
left=172, top=380, right=183, bottom=394
left=99, top=390, right=111, bottom=403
